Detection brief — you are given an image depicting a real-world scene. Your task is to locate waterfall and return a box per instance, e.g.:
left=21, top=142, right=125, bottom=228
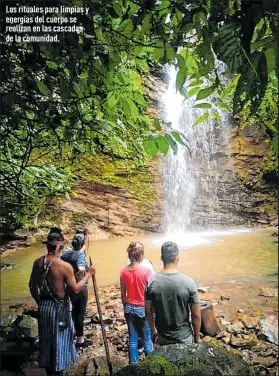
left=161, top=65, right=232, bottom=235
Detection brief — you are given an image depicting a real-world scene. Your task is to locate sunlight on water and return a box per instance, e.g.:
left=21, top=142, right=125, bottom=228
left=151, top=228, right=251, bottom=248
left=1, top=228, right=277, bottom=309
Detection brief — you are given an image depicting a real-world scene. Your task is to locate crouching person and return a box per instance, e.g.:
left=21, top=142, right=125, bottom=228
left=28, top=228, right=95, bottom=375
left=120, top=242, right=154, bottom=365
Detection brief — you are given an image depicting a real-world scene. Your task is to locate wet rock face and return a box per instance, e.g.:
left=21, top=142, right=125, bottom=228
left=59, top=163, right=164, bottom=238
left=115, top=343, right=260, bottom=376
left=188, top=124, right=278, bottom=227
left=259, top=316, right=278, bottom=345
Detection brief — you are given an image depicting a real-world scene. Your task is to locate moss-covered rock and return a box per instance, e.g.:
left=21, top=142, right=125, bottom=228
left=114, top=343, right=260, bottom=376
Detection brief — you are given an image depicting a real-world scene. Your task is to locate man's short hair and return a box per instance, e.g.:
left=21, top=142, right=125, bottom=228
left=43, top=227, right=64, bottom=245
left=161, top=241, right=179, bottom=264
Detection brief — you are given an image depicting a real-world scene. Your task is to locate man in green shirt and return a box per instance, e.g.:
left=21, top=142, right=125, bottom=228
left=145, top=241, right=201, bottom=345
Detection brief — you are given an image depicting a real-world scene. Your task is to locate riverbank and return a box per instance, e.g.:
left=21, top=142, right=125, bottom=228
left=1, top=283, right=278, bottom=375
left=1, top=227, right=277, bottom=374
left=1, top=227, right=278, bottom=307
left=1, top=224, right=277, bottom=258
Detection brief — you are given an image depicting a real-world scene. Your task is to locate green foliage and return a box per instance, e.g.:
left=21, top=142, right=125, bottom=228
left=0, top=0, right=277, bottom=230
left=236, top=75, right=278, bottom=155
left=115, top=343, right=259, bottom=376
left=262, top=150, right=278, bottom=176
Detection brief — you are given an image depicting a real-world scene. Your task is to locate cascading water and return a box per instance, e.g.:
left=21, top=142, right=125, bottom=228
left=161, top=65, right=233, bottom=238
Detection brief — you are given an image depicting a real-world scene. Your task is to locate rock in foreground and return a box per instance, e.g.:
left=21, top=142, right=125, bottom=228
left=115, top=343, right=260, bottom=376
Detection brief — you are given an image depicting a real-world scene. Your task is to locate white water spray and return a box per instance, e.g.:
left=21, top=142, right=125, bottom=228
left=160, top=65, right=240, bottom=246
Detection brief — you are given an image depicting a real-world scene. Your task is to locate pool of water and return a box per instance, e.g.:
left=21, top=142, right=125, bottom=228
left=1, top=227, right=278, bottom=309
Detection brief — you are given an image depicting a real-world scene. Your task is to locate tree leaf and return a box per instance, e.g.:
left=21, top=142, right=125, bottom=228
left=156, top=135, right=169, bottom=155
left=176, top=68, right=187, bottom=92
left=166, top=43, right=175, bottom=61
left=35, top=79, right=51, bottom=96
left=194, top=112, right=210, bottom=125
left=95, top=28, right=103, bottom=41
left=113, top=3, right=122, bottom=17
left=154, top=118, right=162, bottom=131
left=272, top=135, right=278, bottom=153
left=47, top=62, right=58, bottom=70
left=107, top=93, right=118, bottom=109
left=213, top=111, right=221, bottom=124
left=90, top=84, right=97, bottom=94
left=193, top=103, right=212, bottom=109
left=265, top=122, right=278, bottom=134
left=126, top=98, right=138, bottom=119
left=144, top=138, right=158, bottom=157
left=187, top=87, right=200, bottom=97
left=265, top=48, right=275, bottom=74
left=171, top=131, right=183, bottom=144
left=217, top=102, right=231, bottom=111
left=165, top=133, right=178, bottom=155
left=196, top=86, right=215, bottom=100
left=134, top=93, right=147, bottom=107
left=112, top=135, right=127, bottom=149
left=121, top=98, right=131, bottom=117
left=154, top=40, right=165, bottom=60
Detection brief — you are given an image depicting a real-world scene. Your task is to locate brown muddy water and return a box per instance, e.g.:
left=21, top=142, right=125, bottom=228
left=1, top=227, right=278, bottom=315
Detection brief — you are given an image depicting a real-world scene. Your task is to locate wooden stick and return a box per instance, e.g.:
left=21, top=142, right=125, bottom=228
left=89, top=256, right=113, bottom=375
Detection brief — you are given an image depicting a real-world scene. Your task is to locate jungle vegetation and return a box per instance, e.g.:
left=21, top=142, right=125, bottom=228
left=0, top=0, right=278, bottom=231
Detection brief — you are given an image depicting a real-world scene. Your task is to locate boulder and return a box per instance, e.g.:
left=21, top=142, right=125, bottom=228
left=230, top=334, right=258, bottom=349
left=0, top=315, right=18, bottom=331
left=252, top=356, right=278, bottom=367
left=114, top=343, right=260, bottom=375
left=86, top=355, right=127, bottom=375
left=227, top=321, right=246, bottom=334
left=0, top=315, right=23, bottom=339
left=259, top=316, right=278, bottom=345
left=216, top=331, right=231, bottom=344
left=221, top=336, right=231, bottom=345
left=220, top=318, right=231, bottom=326
left=240, top=315, right=260, bottom=329
left=1, top=314, right=38, bottom=340
left=18, top=315, right=38, bottom=338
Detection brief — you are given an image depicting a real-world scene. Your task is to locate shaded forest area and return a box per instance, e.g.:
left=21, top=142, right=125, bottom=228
left=0, top=0, right=278, bottom=235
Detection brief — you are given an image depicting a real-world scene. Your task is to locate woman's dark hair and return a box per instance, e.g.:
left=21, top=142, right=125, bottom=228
left=127, top=242, right=144, bottom=262
left=76, top=227, right=87, bottom=236
left=72, top=234, right=85, bottom=251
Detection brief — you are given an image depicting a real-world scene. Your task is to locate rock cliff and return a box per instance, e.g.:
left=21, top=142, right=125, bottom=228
left=29, top=73, right=277, bottom=238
